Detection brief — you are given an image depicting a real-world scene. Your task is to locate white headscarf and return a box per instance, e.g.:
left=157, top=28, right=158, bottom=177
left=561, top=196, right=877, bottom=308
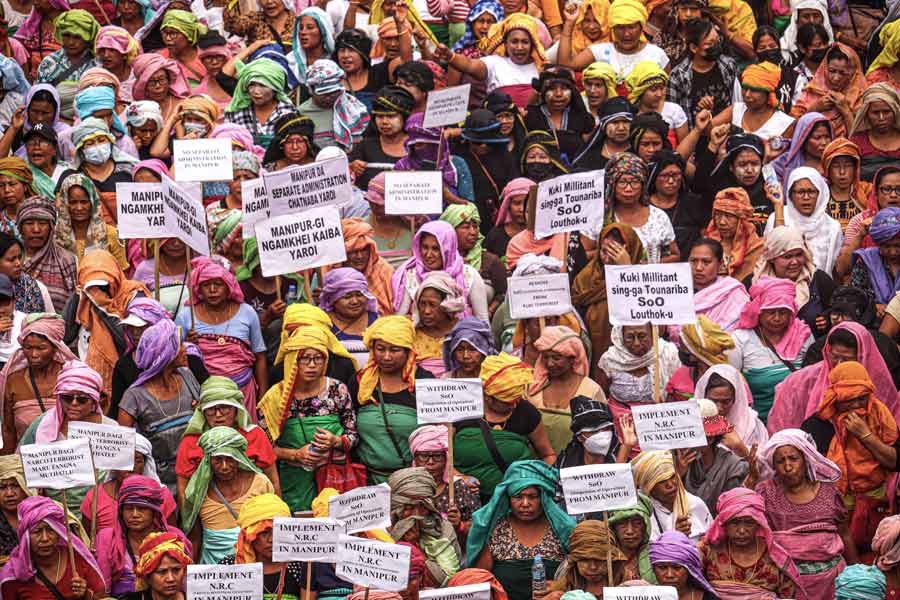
left=135, top=433, right=159, bottom=481
left=695, top=364, right=768, bottom=448
left=779, top=0, right=834, bottom=59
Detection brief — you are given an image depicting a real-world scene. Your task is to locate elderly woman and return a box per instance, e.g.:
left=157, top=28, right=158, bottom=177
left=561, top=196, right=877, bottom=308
left=837, top=165, right=900, bottom=279
left=469, top=460, right=575, bottom=599
left=650, top=531, right=717, bottom=599
left=704, top=187, right=764, bottom=282
left=318, top=267, right=378, bottom=361
left=0, top=314, right=73, bottom=453
left=412, top=271, right=466, bottom=378
left=849, top=207, right=900, bottom=310
left=791, top=42, right=864, bottom=137
left=848, top=83, right=900, bottom=176
left=16, top=198, right=77, bottom=313
left=0, top=454, right=33, bottom=560
left=158, top=10, right=206, bottom=87
left=0, top=157, right=35, bottom=236
left=443, top=317, right=496, bottom=379
left=55, top=173, right=127, bottom=268
left=823, top=138, right=869, bottom=229
left=132, top=531, right=194, bottom=600
left=363, top=172, right=414, bottom=269
left=729, top=276, right=814, bottom=423
left=695, top=364, right=767, bottom=450
left=35, top=9, right=99, bottom=86
left=550, top=520, right=626, bottom=597
left=327, top=218, right=394, bottom=316
left=257, top=326, right=356, bottom=512
left=0, top=496, right=105, bottom=598
left=263, top=112, right=318, bottom=171
left=131, top=53, right=191, bottom=122
left=224, top=58, right=296, bottom=148
left=608, top=494, right=655, bottom=582
left=632, top=450, right=712, bottom=541
left=486, top=178, right=531, bottom=261
left=873, top=516, right=900, bottom=598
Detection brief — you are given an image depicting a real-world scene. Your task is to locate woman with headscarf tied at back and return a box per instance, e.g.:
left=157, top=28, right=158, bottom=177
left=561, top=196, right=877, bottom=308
left=873, top=515, right=900, bottom=598
left=704, top=188, right=764, bottom=283
left=791, top=42, right=864, bottom=138
left=847, top=82, right=900, bottom=178
left=822, top=138, right=869, bottom=230
left=35, top=9, right=100, bottom=88
left=130, top=531, right=193, bottom=600
left=0, top=455, right=35, bottom=561
left=322, top=218, right=395, bottom=317
left=666, top=316, right=735, bottom=402
left=848, top=207, right=900, bottom=313
left=16, top=197, right=77, bottom=315
left=412, top=271, right=466, bottom=378
left=632, top=450, right=712, bottom=541
left=130, top=53, right=191, bottom=123
left=55, top=173, right=128, bottom=269
left=649, top=531, right=718, bottom=599
left=298, top=59, right=371, bottom=151
left=835, top=564, right=888, bottom=600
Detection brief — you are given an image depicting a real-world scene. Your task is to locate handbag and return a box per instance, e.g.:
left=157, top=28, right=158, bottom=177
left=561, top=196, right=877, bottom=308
left=315, top=449, right=367, bottom=493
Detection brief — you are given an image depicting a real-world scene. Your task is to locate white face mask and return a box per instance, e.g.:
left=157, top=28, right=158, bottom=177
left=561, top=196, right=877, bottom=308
left=183, top=122, right=208, bottom=136
left=82, top=142, right=112, bottom=165
left=583, top=429, right=613, bottom=456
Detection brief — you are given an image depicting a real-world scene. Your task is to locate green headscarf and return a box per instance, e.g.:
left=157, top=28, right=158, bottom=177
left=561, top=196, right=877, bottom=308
left=212, top=209, right=242, bottom=255
left=439, top=204, right=484, bottom=271
left=184, top=376, right=251, bottom=436
left=160, top=9, right=208, bottom=44
left=182, top=426, right=262, bottom=531
left=54, top=9, right=100, bottom=43
left=466, top=460, right=575, bottom=566
left=227, top=59, right=293, bottom=113
left=608, top=492, right=656, bottom=583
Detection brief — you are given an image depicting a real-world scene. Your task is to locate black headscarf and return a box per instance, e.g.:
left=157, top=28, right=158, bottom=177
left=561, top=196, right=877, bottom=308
left=263, top=112, right=318, bottom=164
left=483, top=90, right=527, bottom=152
left=371, top=85, right=415, bottom=116
left=334, top=28, right=373, bottom=67
left=629, top=112, right=672, bottom=155
left=572, top=97, right=635, bottom=171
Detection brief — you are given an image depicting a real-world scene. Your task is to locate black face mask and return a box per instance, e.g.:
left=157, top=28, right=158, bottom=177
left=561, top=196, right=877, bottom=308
left=808, top=47, right=828, bottom=63
left=757, top=49, right=782, bottom=65
left=525, top=162, right=554, bottom=181
left=420, top=159, right=438, bottom=170
left=703, top=42, right=723, bottom=61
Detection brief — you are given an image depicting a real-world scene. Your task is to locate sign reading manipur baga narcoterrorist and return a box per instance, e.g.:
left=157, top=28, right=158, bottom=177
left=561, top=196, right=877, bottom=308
left=68, top=421, right=136, bottom=471
left=604, top=263, right=696, bottom=326
left=419, top=583, right=492, bottom=600
left=161, top=175, right=210, bottom=256
left=173, top=138, right=234, bottom=182
left=241, top=177, right=269, bottom=239
left=507, top=273, right=572, bottom=319
left=20, top=438, right=96, bottom=489
left=534, top=170, right=604, bottom=239
left=560, top=463, right=638, bottom=514
left=272, top=517, right=345, bottom=562
left=415, top=378, right=483, bottom=423
left=328, top=483, right=392, bottom=534
left=186, top=563, right=263, bottom=600
left=604, top=586, right=679, bottom=600
left=384, top=171, right=443, bottom=215
left=255, top=206, right=346, bottom=277
left=336, top=535, right=411, bottom=592
left=116, top=183, right=169, bottom=239
left=422, top=84, right=471, bottom=128
left=264, top=156, right=351, bottom=216
left=631, top=400, right=706, bottom=451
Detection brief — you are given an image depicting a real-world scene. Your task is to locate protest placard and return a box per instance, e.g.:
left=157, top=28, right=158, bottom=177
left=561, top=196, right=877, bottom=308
left=241, top=178, right=269, bottom=238
left=604, top=586, right=679, bottom=600
left=507, top=273, right=572, bottom=319
left=172, top=138, right=233, bottom=182
left=255, top=206, right=346, bottom=277
left=631, top=400, right=706, bottom=451
left=264, top=156, right=351, bottom=215
left=604, top=263, right=696, bottom=326
left=328, top=483, right=391, bottom=534
left=384, top=171, right=443, bottom=215
left=534, top=170, right=604, bottom=239
left=161, top=176, right=210, bottom=256
left=272, top=517, right=344, bottom=562
left=68, top=421, right=136, bottom=471
left=115, top=183, right=168, bottom=239
left=422, top=84, right=471, bottom=128
left=420, top=583, right=492, bottom=600
left=415, top=378, right=483, bottom=423
left=186, top=563, right=262, bottom=600
left=559, top=463, right=638, bottom=514
left=20, top=438, right=96, bottom=489
left=336, top=535, right=411, bottom=592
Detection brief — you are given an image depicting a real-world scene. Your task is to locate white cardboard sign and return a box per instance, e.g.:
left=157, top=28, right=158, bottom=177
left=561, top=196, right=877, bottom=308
left=272, top=517, right=344, bottom=563
left=328, top=483, right=392, bottom=534
left=507, top=273, right=572, bottom=319
left=384, top=171, right=443, bottom=216
left=264, top=156, right=352, bottom=215
left=255, top=206, right=346, bottom=277
left=162, top=175, right=210, bottom=256
left=534, top=170, right=605, bottom=239
left=241, top=177, right=269, bottom=239
left=415, top=378, right=484, bottom=423
left=336, top=535, right=411, bottom=592
left=20, top=438, right=96, bottom=489
left=422, top=84, right=471, bottom=128
left=419, top=583, right=492, bottom=600
left=115, top=182, right=168, bottom=239
left=173, top=138, right=234, bottom=182
left=186, top=563, right=263, bottom=600
left=605, top=263, right=696, bottom=325
left=631, top=400, right=706, bottom=451
left=68, top=421, right=136, bottom=471
left=559, top=463, right=638, bottom=514
left=604, top=587, right=679, bottom=600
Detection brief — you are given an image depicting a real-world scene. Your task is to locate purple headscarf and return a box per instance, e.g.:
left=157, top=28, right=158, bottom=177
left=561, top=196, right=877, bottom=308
left=442, top=317, right=497, bottom=372
left=127, top=297, right=171, bottom=325
left=649, top=531, right=718, bottom=597
left=132, top=318, right=180, bottom=388
left=391, top=221, right=468, bottom=312
left=15, top=0, right=71, bottom=42
left=772, top=112, right=831, bottom=189
left=759, top=428, right=842, bottom=483
left=854, top=207, right=900, bottom=303
left=318, top=267, right=377, bottom=313
left=394, top=112, right=457, bottom=189
left=22, top=84, right=70, bottom=135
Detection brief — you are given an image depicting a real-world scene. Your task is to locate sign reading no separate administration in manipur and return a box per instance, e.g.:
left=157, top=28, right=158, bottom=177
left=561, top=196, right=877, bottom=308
left=534, top=170, right=605, bottom=240
left=264, top=156, right=352, bottom=216
left=559, top=463, right=638, bottom=514
left=187, top=563, right=262, bottom=600
left=384, top=171, right=443, bottom=216
left=173, top=138, right=234, bottom=182
left=415, top=378, right=483, bottom=423
left=272, top=517, right=344, bottom=562
left=336, top=536, right=411, bottom=592
left=68, top=421, right=136, bottom=471
left=507, top=273, right=573, bottom=319
left=255, top=206, right=346, bottom=277
left=631, top=400, right=706, bottom=451
left=422, top=84, right=471, bottom=128
left=20, top=438, right=96, bottom=489
left=604, top=263, right=696, bottom=325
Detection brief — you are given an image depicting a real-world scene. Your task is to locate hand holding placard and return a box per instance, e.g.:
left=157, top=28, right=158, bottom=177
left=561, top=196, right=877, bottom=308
left=327, top=483, right=392, bottom=534
left=422, top=84, right=471, bottom=128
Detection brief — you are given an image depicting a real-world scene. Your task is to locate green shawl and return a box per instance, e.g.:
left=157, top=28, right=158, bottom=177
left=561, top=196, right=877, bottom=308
left=439, top=203, right=484, bottom=271
left=608, top=492, right=657, bottom=584
left=356, top=402, right=418, bottom=483
left=227, top=58, right=293, bottom=113
left=184, top=375, right=251, bottom=436
left=276, top=414, right=343, bottom=512
left=453, top=426, right=532, bottom=504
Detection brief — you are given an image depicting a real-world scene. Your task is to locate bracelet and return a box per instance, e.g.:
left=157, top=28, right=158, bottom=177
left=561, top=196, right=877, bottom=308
left=861, top=432, right=873, bottom=440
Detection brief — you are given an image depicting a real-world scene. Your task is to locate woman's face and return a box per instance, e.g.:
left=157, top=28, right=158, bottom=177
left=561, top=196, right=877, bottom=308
left=580, top=6, right=602, bottom=41
left=161, top=237, right=186, bottom=258
left=23, top=333, right=54, bottom=370
left=250, top=527, right=274, bottom=562
left=161, top=27, right=191, bottom=55
left=828, top=341, right=857, bottom=366
left=706, top=383, right=735, bottom=416
left=333, top=290, right=368, bottom=321
left=773, top=444, right=806, bottom=487
left=508, top=194, right=527, bottom=225
left=636, top=131, right=664, bottom=162
left=713, top=210, right=739, bottom=240
left=455, top=220, right=479, bottom=253
left=576, top=557, right=609, bottom=584
left=452, top=340, right=485, bottom=374
left=145, top=69, right=171, bottom=102
left=97, top=47, right=126, bottom=73
left=583, top=78, right=609, bottom=108
left=416, top=288, right=450, bottom=329
left=282, top=134, right=311, bottom=164
left=755, top=33, right=778, bottom=53
left=413, top=449, right=446, bottom=483
left=130, top=121, right=159, bottom=150
left=200, top=53, right=227, bottom=76
left=259, top=0, right=285, bottom=18
left=419, top=233, right=444, bottom=271
left=612, top=22, right=642, bottom=52
left=677, top=3, right=702, bottom=24
left=29, top=521, right=60, bottom=560
left=211, top=455, right=238, bottom=481
left=61, top=33, right=89, bottom=58
left=867, top=100, right=896, bottom=134
left=134, top=168, right=162, bottom=184
left=59, top=391, right=95, bottom=422
left=650, top=475, right=679, bottom=508
left=26, top=136, right=55, bottom=169
left=204, top=403, right=238, bottom=428
left=248, top=83, right=276, bottom=107
left=346, top=244, right=371, bottom=273
left=375, top=113, right=405, bottom=138
left=725, top=516, right=759, bottom=548
left=828, top=156, right=856, bottom=189
left=613, top=516, right=645, bottom=553
left=472, top=12, right=497, bottom=39
left=741, top=86, right=768, bottom=110
left=641, top=83, right=666, bottom=109
left=525, top=146, right=550, bottom=165
left=509, top=486, right=542, bottom=521
left=67, top=186, right=92, bottom=224
left=0, top=175, right=25, bottom=209
left=729, top=149, right=762, bottom=187
left=688, top=244, right=720, bottom=288
left=227, top=169, right=257, bottom=203
left=297, top=349, right=327, bottom=383
left=148, top=555, right=185, bottom=597
left=122, top=503, right=155, bottom=533
left=797, top=7, right=823, bottom=24
left=372, top=340, right=409, bottom=375
left=496, top=111, right=515, bottom=135
left=544, top=82, right=573, bottom=113
left=200, top=278, right=228, bottom=307
left=615, top=173, right=643, bottom=206
left=0, top=242, right=22, bottom=279
left=337, top=47, right=364, bottom=75
left=543, top=350, right=574, bottom=379
left=759, top=307, right=792, bottom=335
left=878, top=173, right=900, bottom=209
left=881, top=234, right=900, bottom=264
left=117, top=0, right=141, bottom=18
left=21, top=219, right=50, bottom=253
left=504, top=29, right=533, bottom=65
left=654, top=563, right=689, bottom=590
left=299, top=16, right=323, bottom=50
left=622, top=324, right=652, bottom=357
left=28, top=99, right=56, bottom=128
left=0, top=477, right=26, bottom=513
left=804, top=124, right=832, bottom=160
left=789, top=177, right=819, bottom=217
left=824, top=56, right=851, bottom=91
left=771, top=248, right=807, bottom=280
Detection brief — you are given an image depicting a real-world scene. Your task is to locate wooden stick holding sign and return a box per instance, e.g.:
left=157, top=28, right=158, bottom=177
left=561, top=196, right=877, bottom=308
left=447, top=423, right=455, bottom=505
left=275, top=275, right=283, bottom=303
left=153, top=239, right=161, bottom=301
left=60, top=489, right=78, bottom=576
left=185, top=247, right=195, bottom=330
left=603, top=511, right=614, bottom=587
left=652, top=324, right=661, bottom=404
left=272, top=515, right=344, bottom=600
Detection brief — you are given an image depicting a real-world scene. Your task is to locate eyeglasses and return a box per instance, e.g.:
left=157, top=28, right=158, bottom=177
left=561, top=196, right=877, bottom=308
left=880, top=186, right=900, bottom=197
left=616, top=178, right=642, bottom=190
left=298, top=355, right=326, bottom=366
left=58, top=394, right=93, bottom=405
left=657, top=172, right=682, bottom=181
left=146, top=76, right=168, bottom=88
left=25, top=138, right=52, bottom=148
left=790, top=188, right=818, bottom=198
left=203, top=405, right=235, bottom=415
left=414, top=452, right=445, bottom=463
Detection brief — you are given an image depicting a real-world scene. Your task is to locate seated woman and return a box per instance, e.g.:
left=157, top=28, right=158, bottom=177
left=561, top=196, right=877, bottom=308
left=392, top=112, right=470, bottom=203
left=625, top=63, right=687, bottom=144
left=667, top=316, right=736, bottom=402
left=442, top=317, right=497, bottom=379
left=649, top=531, right=718, bottom=600
left=848, top=83, right=900, bottom=179
left=0, top=454, right=33, bottom=561
left=177, top=376, right=278, bottom=502
left=388, top=467, right=462, bottom=585
left=837, top=165, right=900, bottom=281
left=873, top=517, right=900, bottom=599
left=485, top=178, right=531, bottom=261
left=130, top=531, right=193, bottom=600
left=695, top=364, right=767, bottom=449
left=704, top=188, right=764, bottom=283
left=318, top=267, right=379, bottom=364
left=791, top=42, right=864, bottom=137
left=263, top=112, right=318, bottom=172
left=0, top=496, right=105, bottom=599
left=729, top=276, right=814, bottom=424
left=224, top=58, right=296, bottom=148
left=413, top=271, right=466, bottom=378
left=556, top=397, right=634, bottom=470
left=362, top=174, right=414, bottom=269
left=328, top=219, right=394, bottom=317
left=823, top=137, right=870, bottom=230
left=714, top=61, right=793, bottom=142
left=772, top=112, right=833, bottom=191
left=469, top=460, right=576, bottom=599
left=182, top=426, right=274, bottom=564
left=16, top=198, right=77, bottom=313
left=158, top=10, right=207, bottom=88
left=850, top=207, right=900, bottom=312
left=647, top=151, right=707, bottom=259
left=55, top=173, right=127, bottom=269
left=527, top=325, right=603, bottom=454
left=631, top=450, right=712, bottom=541
left=130, top=53, right=191, bottom=123
left=549, top=520, right=627, bottom=598
left=609, top=493, right=655, bottom=583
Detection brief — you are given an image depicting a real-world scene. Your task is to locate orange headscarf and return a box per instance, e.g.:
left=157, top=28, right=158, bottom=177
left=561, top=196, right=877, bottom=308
left=324, top=218, right=395, bottom=315
left=741, top=61, right=781, bottom=108
left=792, top=42, right=865, bottom=137
left=821, top=137, right=871, bottom=222
left=704, top=187, right=764, bottom=281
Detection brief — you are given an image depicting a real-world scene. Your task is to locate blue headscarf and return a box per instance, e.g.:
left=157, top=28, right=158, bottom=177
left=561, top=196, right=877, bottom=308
left=442, top=317, right=497, bottom=372
left=252, top=44, right=301, bottom=90
left=835, top=564, right=886, bottom=600
left=452, top=0, right=504, bottom=52
left=291, top=7, right=335, bottom=84
left=114, top=0, right=155, bottom=24
left=0, top=56, right=29, bottom=95
left=75, top=86, right=127, bottom=137
left=772, top=111, right=831, bottom=189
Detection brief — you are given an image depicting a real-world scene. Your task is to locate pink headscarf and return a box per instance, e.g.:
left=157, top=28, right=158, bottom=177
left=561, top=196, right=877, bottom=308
left=495, top=178, right=534, bottom=226
left=131, top=54, right=190, bottom=100
left=35, top=359, right=103, bottom=443
left=94, top=26, right=142, bottom=63
left=737, top=276, right=811, bottom=360
left=210, top=123, right=265, bottom=160
left=874, top=515, right=900, bottom=572
left=411, top=271, right=467, bottom=326
left=189, top=256, right=244, bottom=305
left=392, top=221, right=468, bottom=312
left=694, top=364, right=768, bottom=449
left=132, top=159, right=170, bottom=180
left=529, top=325, right=588, bottom=395
left=408, top=425, right=449, bottom=483
left=768, top=321, right=900, bottom=434
left=758, top=428, right=842, bottom=483
left=14, top=0, right=71, bottom=41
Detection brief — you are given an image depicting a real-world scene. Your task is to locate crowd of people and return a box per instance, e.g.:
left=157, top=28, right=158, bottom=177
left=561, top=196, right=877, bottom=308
left=0, top=0, right=899, bottom=596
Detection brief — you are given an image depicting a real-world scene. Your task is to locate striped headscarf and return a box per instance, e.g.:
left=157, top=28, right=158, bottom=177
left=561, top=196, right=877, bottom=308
left=480, top=352, right=533, bottom=404
left=631, top=450, right=689, bottom=518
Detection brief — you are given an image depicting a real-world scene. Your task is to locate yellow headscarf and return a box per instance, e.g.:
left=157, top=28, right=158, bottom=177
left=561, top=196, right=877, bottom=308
left=368, top=0, right=439, bottom=49
left=312, top=488, right=394, bottom=542
left=869, top=20, right=900, bottom=75
left=571, top=0, right=611, bottom=55
left=679, top=315, right=735, bottom=367
left=277, top=303, right=356, bottom=368
left=583, top=62, right=619, bottom=98
left=177, top=95, right=221, bottom=128
left=625, top=60, right=668, bottom=104
left=480, top=352, right=533, bottom=404
left=708, top=0, right=756, bottom=44
left=358, top=315, right=417, bottom=405
left=479, top=13, right=547, bottom=68
left=234, top=493, right=291, bottom=564
left=631, top=450, right=689, bottom=519
left=609, top=0, right=647, bottom=37
left=0, top=454, right=36, bottom=497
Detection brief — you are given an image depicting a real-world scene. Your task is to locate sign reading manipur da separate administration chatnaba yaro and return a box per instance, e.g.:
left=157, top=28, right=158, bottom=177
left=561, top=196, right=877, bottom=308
left=68, top=421, right=136, bottom=472
left=415, top=378, right=483, bottom=423
left=186, top=562, right=262, bottom=600
left=560, top=463, right=638, bottom=514
left=534, top=170, right=605, bottom=240
left=20, top=438, right=96, bottom=489
left=420, top=583, right=492, bottom=600
left=328, top=483, right=392, bottom=534
left=272, top=517, right=345, bottom=562
left=336, top=535, right=411, bottom=592
left=264, top=155, right=352, bottom=216
left=604, top=263, right=696, bottom=325
left=631, top=400, right=706, bottom=451
left=255, top=206, right=347, bottom=277
left=507, top=272, right=573, bottom=319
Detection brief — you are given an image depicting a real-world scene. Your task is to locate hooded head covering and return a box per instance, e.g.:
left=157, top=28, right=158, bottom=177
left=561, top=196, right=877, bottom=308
left=453, top=0, right=504, bottom=52
left=107, top=475, right=170, bottom=586
left=357, top=316, right=417, bottom=405
left=834, top=564, right=887, bottom=600
left=679, top=315, right=735, bottom=367
left=440, top=204, right=485, bottom=271
left=778, top=0, right=833, bottom=57
left=392, top=221, right=468, bottom=312
left=0, top=156, right=35, bottom=196
left=55, top=173, right=108, bottom=257
left=582, top=62, right=618, bottom=99
left=869, top=19, right=900, bottom=75
left=276, top=303, right=356, bottom=367
left=631, top=451, right=690, bottom=519
left=737, top=276, right=811, bottom=360
left=133, top=531, right=191, bottom=585
left=442, top=317, right=496, bottom=373
left=694, top=364, right=767, bottom=448
left=625, top=61, right=668, bottom=105
left=131, top=53, right=191, bottom=100
left=649, top=531, right=717, bottom=596
left=408, top=425, right=450, bottom=483
left=125, top=100, right=164, bottom=130
left=529, top=326, right=588, bottom=395
left=95, top=25, right=141, bottom=63
left=794, top=42, right=864, bottom=136
left=291, top=7, right=334, bottom=84
left=325, top=218, right=394, bottom=316
left=704, top=187, right=763, bottom=279
left=772, top=112, right=831, bottom=189
left=752, top=226, right=816, bottom=307
left=22, top=84, right=67, bottom=137
left=34, top=359, right=102, bottom=444
left=318, top=267, right=377, bottom=314
left=160, top=9, right=206, bottom=43
left=480, top=352, right=533, bottom=404
left=605, top=152, right=648, bottom=210
left=263, top=112, right=317, bottom=164
left=479, top=13, right=546, bottom=68
left=495, top=178, right=534, bottom=226
left=411, top=271, right=466, bottom=327
left=131, top=318, right=179, bottom=388
left=235, top=493, right=291, bottom=563
left=782, top=166, right=840, bottom=274
left=608, top=493, right=655, bottom=581
left=758, top=428, right=842, bottom=482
